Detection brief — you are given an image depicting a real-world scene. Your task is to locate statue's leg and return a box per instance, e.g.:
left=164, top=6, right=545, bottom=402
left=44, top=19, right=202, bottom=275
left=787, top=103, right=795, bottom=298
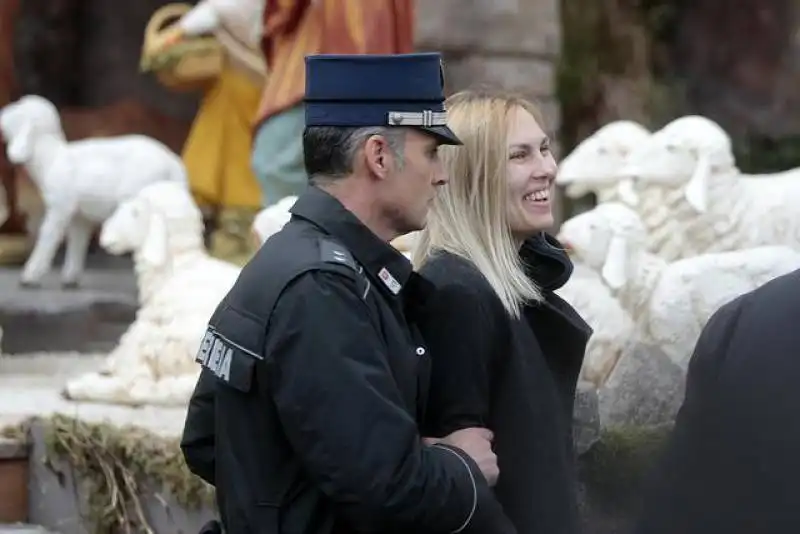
left=21, top=205, right=72, bottom=287
left=61, top=215, right=94, bottom=288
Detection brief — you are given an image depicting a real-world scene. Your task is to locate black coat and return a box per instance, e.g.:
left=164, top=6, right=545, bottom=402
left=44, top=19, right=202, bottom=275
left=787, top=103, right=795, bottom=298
left=418, top=234, right=592, bottom=534
left=181, top=186, right=510, bottom=534
left=635, top=268, right=800, bottom=534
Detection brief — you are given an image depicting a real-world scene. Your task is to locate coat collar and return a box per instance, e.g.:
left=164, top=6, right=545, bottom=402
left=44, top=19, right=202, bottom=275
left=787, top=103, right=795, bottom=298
left=290, top=186, right=421, bottom=299
left=520, top=232, right=574, bottom=292
left=520, top=232, right=593, bottom=339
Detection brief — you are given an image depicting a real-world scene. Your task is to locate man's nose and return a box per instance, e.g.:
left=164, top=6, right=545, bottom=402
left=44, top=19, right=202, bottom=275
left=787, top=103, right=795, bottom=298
left=433, top=161, right=449, bottom=186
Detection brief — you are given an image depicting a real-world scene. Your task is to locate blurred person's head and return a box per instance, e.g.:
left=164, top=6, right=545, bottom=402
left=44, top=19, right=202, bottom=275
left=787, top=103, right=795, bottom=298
left=413, top=89, right=557, bottom=315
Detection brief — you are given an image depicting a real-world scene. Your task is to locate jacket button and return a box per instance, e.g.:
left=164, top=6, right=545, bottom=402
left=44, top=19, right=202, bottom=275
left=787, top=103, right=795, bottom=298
left=416, top=347, right=426, bottom=356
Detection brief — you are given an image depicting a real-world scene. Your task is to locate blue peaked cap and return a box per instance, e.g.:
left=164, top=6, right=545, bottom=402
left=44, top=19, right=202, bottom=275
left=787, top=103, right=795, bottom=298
left=304, top=52, right=461, bottom=145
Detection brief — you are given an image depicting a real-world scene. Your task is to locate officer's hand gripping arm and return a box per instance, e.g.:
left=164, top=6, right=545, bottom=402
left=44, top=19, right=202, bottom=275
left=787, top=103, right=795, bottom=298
left=263, top=270, right=493, bottom=533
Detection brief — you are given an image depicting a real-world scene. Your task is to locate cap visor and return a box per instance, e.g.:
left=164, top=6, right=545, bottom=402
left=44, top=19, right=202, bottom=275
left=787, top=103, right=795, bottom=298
left=417, top=125, right=462, bottom=145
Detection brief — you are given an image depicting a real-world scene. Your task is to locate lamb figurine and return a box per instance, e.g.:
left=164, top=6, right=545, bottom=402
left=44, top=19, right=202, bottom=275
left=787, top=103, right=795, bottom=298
left=559, top=202, right=800, bottom=369
left=0, top=94, right=189, bottom=288
left=250, top=195, right=297, bottom=246
left=620, top=114, right=800, bottom=256
left=556, top=120, right=652, bottom=204
left=555, top=120, right=694, bottom=261
left=62, top=181, right=241, bottom=406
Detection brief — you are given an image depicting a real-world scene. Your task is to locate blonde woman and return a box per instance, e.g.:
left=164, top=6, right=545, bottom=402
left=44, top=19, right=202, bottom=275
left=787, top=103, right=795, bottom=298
left=414, top=89, right=592, bottom=533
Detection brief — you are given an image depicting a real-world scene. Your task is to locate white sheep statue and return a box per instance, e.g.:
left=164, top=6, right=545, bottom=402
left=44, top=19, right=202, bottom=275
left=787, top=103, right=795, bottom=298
left=62, top=181, right=241, bottom=406
left=559, top=202, right=800, bottom=369
left=251, top=195, right=297, bottom=246
left=618, top=181, right=699, bottom=262
left=555, top=119, right=695, bottom=261
left=554, top=262, right=635, bottom=387
left=621, top=114, right=800, bottom=257
left=0, top=94, right=189, bottom=288
left=556, top=120, right=652, bottom=203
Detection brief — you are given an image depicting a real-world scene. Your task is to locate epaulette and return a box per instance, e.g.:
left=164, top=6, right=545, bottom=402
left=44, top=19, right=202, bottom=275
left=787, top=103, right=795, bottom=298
left=318, top=238, right=371, bottom=300
left=319, top=238, right=358, bottom=271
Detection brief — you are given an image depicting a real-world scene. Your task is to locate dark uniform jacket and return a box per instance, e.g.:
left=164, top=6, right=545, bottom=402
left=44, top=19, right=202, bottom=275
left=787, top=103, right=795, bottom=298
left=180, top=186, right=514, bottom=534
left=635, top=268, right=800, bottom=534
left=419, top=234, right=592, bottom=534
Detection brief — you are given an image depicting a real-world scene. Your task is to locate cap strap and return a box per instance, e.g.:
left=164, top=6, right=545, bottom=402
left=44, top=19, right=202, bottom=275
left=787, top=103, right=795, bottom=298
left=387, top=110, right=448, bottom=127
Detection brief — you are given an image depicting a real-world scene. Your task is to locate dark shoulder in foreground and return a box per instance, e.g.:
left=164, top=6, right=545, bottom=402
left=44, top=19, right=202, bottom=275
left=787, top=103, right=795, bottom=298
left=688, top=266, right=800, bottom=373
left=739, top=266, right=800, bottom=308
left=711, top=266, right=800, bottom=327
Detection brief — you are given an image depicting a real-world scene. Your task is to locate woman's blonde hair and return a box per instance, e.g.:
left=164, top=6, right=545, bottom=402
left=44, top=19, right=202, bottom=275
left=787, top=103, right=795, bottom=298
left=412, top=89, right=546, bottom=317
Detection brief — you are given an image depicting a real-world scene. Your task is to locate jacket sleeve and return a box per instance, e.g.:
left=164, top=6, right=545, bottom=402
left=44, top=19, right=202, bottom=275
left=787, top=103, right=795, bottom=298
left=262, top=269, right=496, bottom=533
left=180, top=368, right=217, bottom=485
left=416, top=282, right=518, bottom=534
left=419, top=282, right=505, bottom=438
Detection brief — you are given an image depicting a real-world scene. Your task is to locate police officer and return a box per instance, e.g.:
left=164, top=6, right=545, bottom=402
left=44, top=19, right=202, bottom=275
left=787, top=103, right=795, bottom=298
left=181, top=53, right=516, bottom=534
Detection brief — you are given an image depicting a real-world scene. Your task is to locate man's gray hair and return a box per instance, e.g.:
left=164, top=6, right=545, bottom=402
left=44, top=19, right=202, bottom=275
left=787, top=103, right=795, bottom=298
left=303, top=125, right=406, bottom=183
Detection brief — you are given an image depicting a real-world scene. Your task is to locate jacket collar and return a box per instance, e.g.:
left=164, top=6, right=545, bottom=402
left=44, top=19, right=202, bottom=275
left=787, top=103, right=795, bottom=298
left=290, top=186, right=416, bottom=298
left=520, top=232, right=574, bottom=292
left=522, top=232, right=593, bottom=342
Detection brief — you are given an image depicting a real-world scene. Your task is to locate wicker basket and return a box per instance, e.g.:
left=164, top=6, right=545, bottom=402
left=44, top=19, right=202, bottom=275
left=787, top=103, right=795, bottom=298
left=140, top=3, right=224, bottom=93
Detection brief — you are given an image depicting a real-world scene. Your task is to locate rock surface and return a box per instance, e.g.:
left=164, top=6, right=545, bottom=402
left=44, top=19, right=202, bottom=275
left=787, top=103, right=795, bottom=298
left=598, top=342, right=686, bottom=428
left=573, top=380, right=601, bottom=455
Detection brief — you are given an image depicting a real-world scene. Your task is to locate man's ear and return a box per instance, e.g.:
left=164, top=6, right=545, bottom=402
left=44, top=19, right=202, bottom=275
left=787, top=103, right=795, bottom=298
left=363, top=135, right=391, bottom=178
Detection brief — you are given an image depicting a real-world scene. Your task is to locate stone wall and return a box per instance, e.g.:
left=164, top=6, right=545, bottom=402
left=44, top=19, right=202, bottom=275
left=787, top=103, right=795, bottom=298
left=416, top=0, right=561, bottom=131
left=415, top=0, right=565, bottom=223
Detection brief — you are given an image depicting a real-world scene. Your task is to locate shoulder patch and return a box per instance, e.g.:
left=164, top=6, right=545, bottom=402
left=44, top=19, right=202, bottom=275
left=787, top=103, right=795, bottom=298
left=319, top=239, right=357, bottom=271
left=196, top=327, right=257, bottom=392
left=317, top=238, right=371, bottom=300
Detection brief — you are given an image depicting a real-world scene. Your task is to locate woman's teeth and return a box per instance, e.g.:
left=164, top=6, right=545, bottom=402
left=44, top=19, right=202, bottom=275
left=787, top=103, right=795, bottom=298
left=525, top=189, right=550, bottom=202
